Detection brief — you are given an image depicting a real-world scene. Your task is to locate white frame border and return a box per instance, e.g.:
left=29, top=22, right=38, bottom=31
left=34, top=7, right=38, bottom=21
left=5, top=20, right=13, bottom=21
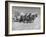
left=8, top=2, right=43, bottom=34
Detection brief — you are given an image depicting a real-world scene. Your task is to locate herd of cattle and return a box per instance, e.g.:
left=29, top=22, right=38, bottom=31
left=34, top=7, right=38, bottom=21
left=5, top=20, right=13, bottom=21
left=13, top=13, right=37, bottom=23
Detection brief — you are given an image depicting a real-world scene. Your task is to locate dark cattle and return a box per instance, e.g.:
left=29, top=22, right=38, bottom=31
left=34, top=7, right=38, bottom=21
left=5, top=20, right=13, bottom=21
left=13, top=13, right=37, bottom=23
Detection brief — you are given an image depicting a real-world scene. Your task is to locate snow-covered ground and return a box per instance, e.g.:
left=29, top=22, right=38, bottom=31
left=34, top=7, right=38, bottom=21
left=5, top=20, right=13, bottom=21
left=12, top=15, right=40, bottom=30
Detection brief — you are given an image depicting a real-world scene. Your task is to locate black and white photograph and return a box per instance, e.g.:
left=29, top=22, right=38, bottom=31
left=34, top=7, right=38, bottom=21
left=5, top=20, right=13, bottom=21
left=12, top=6, right=40, bottom=30
left=5, top=1, right=45, bottom=36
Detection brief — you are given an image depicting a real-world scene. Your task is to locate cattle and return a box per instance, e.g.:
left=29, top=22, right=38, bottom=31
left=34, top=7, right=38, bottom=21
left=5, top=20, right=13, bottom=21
left=13, top=12, right=37, bottom=23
